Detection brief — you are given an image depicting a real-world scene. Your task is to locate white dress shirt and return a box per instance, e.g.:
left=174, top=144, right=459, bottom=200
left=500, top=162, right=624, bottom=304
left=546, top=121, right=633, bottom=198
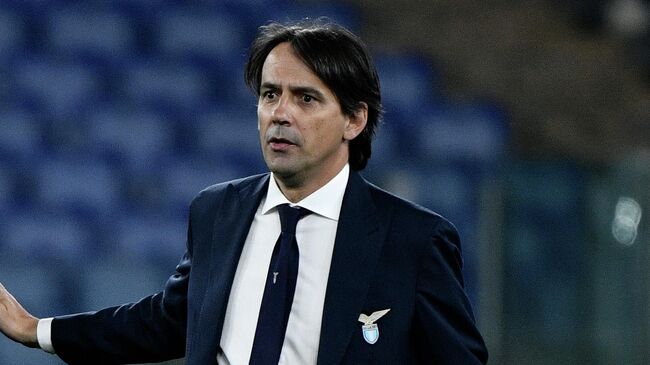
left=38, top=164, right=350, bottom=365
left=218, top=164, right=348, bottom=365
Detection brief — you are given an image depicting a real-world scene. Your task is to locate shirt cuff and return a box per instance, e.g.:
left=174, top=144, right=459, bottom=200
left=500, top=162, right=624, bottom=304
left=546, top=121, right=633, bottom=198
left=37, top=318, right=55, bottom=354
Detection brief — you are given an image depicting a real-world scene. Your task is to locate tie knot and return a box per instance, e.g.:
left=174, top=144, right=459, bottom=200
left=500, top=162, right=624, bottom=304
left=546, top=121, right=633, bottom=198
left=277, top=204, right=311, bottom=234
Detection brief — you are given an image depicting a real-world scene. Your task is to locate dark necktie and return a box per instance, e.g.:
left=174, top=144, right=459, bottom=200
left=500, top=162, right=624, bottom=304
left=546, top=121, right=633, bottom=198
left=249, top=204, right=311, bottom=365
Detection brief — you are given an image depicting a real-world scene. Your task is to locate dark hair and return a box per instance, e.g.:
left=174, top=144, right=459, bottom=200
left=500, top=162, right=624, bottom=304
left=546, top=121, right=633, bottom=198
left=244, top=19, right=383, bottom=171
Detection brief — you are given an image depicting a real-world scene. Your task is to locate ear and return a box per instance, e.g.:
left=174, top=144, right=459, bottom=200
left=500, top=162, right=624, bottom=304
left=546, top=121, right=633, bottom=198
left=343, top=102, right=368, bottom=141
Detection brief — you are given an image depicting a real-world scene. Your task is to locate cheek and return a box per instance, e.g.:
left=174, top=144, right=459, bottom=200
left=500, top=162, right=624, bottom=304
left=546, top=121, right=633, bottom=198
left=318, top=115, right=347, bottom=140
left=307, top=119, right=326, bottom=141
left=311, top=123, right=341, bottom=148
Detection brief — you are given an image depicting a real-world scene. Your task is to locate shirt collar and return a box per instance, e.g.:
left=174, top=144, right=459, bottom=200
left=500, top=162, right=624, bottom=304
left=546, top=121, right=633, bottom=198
left=261, top=164, right=350, bottom=221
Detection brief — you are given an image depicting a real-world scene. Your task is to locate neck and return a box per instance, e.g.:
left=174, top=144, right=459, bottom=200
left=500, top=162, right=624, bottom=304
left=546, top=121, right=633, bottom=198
left=274, top=163, right=347, bottom=203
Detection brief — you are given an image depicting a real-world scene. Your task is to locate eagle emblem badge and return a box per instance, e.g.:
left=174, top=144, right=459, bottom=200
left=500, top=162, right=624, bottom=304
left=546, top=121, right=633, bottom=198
left=358, top=309, right=390, bottom=345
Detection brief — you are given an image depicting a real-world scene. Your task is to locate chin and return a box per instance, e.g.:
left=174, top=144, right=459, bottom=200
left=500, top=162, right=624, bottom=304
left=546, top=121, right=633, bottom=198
left=269, top=166, right=298, bottom=178
left=269, top=163, right=308, bottom=185
left=266, top=160, right=297, bottom=176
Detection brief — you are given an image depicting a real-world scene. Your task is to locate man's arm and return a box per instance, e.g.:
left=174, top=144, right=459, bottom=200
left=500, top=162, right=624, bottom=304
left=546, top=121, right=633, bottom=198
left=0, top=250, right=190, bottom=364
left=0, top=281, right=40, bottom=348
left=413, top=219, right=489, bottom=364
left=50, top=251, right=190, bottom=364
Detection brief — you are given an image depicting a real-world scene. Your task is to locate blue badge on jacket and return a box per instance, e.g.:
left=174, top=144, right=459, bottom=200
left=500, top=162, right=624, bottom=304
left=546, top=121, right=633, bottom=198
left=358, top=309, right=390, bottom=345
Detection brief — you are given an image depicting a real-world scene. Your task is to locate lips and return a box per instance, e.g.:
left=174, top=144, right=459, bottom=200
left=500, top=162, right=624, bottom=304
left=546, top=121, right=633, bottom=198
left=268, top=137, right=296, bottom=151
left=265, top=126, right=300, bottom=152
left=269, top=137, right=294, bottom=144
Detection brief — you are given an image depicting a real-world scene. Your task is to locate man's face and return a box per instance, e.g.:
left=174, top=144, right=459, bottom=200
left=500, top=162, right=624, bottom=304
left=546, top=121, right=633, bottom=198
left=257, top=42, right=364, bottom=188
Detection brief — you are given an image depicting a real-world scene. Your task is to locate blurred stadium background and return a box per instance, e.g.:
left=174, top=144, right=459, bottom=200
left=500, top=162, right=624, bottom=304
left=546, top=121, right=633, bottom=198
left=0, top=0, right=648, bottom=364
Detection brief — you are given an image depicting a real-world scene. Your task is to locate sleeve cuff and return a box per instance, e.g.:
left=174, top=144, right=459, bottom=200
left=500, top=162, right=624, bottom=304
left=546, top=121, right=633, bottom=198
left=37, top=318, right=55, bottom=354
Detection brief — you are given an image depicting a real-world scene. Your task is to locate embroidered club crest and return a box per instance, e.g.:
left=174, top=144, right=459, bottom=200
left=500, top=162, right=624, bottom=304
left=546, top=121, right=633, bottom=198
left=358, top=309, right=390, bottom=345
left=362, top=323, right=379, bottom=344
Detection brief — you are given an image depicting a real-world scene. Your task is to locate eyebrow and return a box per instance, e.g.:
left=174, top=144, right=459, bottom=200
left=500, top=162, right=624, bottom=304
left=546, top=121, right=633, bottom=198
left=260, top=82, right=327, bottom=100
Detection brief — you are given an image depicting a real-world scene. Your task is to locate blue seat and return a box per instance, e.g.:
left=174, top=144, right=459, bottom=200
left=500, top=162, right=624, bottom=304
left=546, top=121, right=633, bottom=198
left=46, top=7, right=134, bottom=61
left=157, top=7, right=247, bottom=61
left=160, top=155, right=250, bottom=211
left=203, top=53, right=256, bottom=105
left=0, top=168, right=11, bottom=209
left=0, top=8, right=25, bottom=64
left=87, top=106, right=173, bottom=170
left=13, top=56, right=102, bottom=117
left=0, top=107, right=42, bottom=159
left=121, top=58, right=209, bottom=110
left=416, top=102, right=507, bottom=166
left=35, top=155, right=120, bottom=215
left=111, top=212, right=187, bottom=265
left=193, top=106, right=261, bottom=161
left=1, top=208, right=91, bottom=262
left=375, top=54, right=439, bottom=115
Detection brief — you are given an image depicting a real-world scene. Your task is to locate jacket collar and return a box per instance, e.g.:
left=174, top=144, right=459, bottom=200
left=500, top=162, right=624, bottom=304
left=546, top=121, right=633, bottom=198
left=193, top=174, right=270, bottom=364
left=317, top=171, right=387, bottom=364
left=195, top=171, right=387, bottom=364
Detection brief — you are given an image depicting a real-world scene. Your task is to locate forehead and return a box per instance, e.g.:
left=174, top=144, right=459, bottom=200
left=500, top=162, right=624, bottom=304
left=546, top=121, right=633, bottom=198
left=260, top=42, right=327, bottom=87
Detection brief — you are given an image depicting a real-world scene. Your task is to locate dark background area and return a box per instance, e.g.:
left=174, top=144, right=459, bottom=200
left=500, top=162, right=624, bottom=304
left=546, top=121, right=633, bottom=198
left=0, top=0, right=648, bottom=364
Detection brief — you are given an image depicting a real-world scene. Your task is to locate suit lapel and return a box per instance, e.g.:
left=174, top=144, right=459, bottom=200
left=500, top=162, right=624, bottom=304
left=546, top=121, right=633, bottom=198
left=192, top=174, right=269, bottom=363
left=317, top=171, right=388, bottom=365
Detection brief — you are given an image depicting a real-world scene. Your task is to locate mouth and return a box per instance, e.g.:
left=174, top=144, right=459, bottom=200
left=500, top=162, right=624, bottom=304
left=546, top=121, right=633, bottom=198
left=268, top=137, right=296, bottom=151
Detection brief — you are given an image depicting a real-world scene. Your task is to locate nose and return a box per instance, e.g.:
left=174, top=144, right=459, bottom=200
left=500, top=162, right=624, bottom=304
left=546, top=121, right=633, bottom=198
left=271, top=96, right=291, bottom=125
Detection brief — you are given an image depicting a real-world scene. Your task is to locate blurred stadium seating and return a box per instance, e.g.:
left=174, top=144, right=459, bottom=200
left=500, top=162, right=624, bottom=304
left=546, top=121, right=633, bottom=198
left=4, top=1, right=646, bottom=364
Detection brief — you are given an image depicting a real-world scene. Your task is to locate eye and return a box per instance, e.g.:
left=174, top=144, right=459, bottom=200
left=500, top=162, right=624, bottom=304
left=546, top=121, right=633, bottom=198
left=262, top=90, right=277, bottom=100
left=302, top=94, right=314, bottom=103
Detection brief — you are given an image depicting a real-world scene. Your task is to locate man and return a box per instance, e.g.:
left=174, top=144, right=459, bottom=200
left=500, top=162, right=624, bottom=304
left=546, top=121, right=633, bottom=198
left=0, top=20, right=488, bottom=364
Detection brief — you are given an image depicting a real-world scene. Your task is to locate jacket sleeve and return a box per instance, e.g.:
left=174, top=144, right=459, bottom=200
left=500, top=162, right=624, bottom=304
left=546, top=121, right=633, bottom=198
left=50, top=220, right=194, bottom=365
left=412, top=218, right=489, bottom=364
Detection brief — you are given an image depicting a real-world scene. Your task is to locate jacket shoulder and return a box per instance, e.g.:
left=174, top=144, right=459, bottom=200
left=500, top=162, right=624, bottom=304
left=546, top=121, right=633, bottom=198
left=364, top=178, right=461, bottom=255
left=190, top=173, right=268, bottom=211
left=366, top=179, right=453, bottom=227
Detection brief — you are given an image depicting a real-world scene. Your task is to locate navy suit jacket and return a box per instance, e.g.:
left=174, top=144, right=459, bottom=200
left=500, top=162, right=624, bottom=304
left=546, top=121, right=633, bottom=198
left=51, top=171, right=488, bottom=364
